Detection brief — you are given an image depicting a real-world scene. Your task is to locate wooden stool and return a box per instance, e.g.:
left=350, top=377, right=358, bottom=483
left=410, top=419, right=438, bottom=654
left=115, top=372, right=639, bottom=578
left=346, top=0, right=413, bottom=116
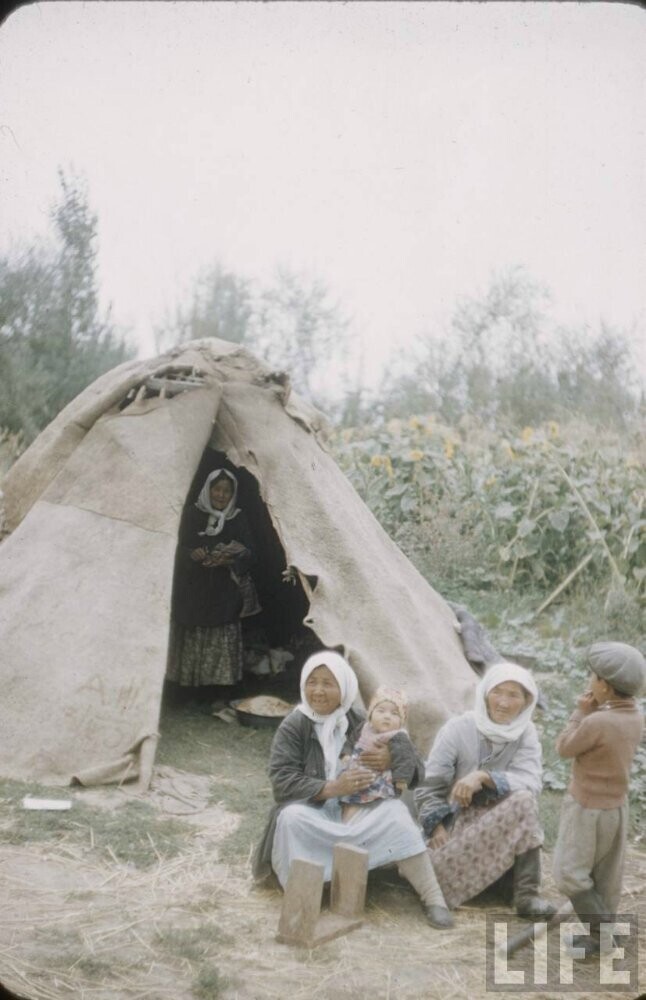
left=276, top=844, right=369, bottom=947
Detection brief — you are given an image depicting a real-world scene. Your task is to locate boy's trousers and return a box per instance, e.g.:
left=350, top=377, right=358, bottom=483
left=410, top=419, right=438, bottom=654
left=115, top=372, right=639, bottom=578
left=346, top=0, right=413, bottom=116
left=552, top=793, right=628, bottom=913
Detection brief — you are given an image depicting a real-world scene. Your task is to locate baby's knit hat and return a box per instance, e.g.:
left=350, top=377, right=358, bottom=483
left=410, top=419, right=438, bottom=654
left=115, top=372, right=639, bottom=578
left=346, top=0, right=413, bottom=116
left=587, top=641, right=646, bottom=697
left=367, top=686, right=408, bottom=724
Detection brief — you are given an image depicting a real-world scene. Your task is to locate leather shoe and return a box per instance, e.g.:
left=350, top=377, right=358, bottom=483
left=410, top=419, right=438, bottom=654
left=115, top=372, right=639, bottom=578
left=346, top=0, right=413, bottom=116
left=424, top=904, right=454, bottom=929
left=516, top=897, right=557, bottom=920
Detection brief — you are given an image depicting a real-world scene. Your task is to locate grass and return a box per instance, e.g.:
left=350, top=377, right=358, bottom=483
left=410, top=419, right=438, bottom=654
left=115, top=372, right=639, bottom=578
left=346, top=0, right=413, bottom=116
left=0, top=777, right=194, bottom=868
left=536, top=789, right=563, bottom=850
left=153, top=912, right=235, bottom=998
left=154, top=922, right=234, bottom=961
left=0, top=699, right=277, bottom=873
left=33, top=927, right=85, bottom=967
left=26, top=926, right=148, bottom=987
left=157, top=702, right=275, bottom=862
left=192, top=964, right=231, bottom=999
left=73, top=956, right=115, bottom=977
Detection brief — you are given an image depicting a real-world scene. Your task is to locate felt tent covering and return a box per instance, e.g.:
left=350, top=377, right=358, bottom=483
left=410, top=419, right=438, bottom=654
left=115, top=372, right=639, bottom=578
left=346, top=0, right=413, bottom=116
left=0, top=339, right=475, bottom=785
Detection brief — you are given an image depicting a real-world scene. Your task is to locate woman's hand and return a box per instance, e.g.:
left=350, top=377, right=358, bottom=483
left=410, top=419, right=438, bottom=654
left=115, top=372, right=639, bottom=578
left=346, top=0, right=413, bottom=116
left=203, top=552, right=232, bottom=567
left=427, top=825, right=450, bottom=850
left=449, top=769, right=488, bottom=808
left=359, top=743, right=391, bottom=771
left=332, top=766, right=375, bottom=798
left=190, top=547, right=207, bottom=562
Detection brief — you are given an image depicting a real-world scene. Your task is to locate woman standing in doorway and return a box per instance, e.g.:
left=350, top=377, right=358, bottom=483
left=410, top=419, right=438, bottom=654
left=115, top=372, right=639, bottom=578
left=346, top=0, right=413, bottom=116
left=167, top=469, right=255, bottom=698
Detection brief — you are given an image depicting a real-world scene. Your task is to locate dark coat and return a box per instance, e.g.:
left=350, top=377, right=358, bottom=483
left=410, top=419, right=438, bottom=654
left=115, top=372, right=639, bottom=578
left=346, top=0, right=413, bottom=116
left=171, top=505, right=253, bottom=629
left=252, top=707, right=425, bottom=879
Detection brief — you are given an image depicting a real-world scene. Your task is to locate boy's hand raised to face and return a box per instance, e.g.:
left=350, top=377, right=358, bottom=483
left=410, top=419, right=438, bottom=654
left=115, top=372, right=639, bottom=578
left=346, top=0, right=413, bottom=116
left=577, top=690, right=598, bottom=715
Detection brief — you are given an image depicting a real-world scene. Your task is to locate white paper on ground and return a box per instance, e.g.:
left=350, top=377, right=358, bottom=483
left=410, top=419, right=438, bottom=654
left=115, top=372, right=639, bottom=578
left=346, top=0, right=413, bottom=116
left=22, top=797, right=72, bottom=810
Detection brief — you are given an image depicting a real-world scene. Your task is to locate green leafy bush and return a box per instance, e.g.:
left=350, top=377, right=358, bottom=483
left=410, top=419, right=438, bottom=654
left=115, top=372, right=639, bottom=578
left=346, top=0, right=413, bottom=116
left=330, top=417, right=645, bottom=603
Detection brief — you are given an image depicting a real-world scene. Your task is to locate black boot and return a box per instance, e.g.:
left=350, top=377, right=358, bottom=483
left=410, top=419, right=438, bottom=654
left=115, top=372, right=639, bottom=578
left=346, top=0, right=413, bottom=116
left=567, top=888, right=615, bottom=959
left=513, top=847, right=557, bottom=919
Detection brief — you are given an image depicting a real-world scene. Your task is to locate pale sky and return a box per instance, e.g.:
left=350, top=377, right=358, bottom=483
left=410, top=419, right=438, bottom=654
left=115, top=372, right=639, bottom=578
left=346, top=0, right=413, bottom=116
left=1, top=1, right=645, bottom=383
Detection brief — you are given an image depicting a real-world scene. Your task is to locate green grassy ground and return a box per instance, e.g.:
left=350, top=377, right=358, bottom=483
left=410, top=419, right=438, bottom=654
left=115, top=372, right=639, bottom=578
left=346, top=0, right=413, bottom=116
left=0, top=776, right=194, bottom=867
left=156, top=702, right=276, bottom=863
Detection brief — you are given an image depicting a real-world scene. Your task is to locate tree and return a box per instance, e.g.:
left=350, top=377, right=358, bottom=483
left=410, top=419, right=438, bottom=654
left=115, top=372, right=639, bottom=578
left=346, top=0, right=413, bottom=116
left=554, top=324, right=640, bottom=430
left=0, top=247, right=57, bottom=441
left=375, top=269, right=642, bottom=432
left=449, top=270, right=554, bottom=426
left=375, top=270, right=552, bottom=426
left=156, top=262, right=353, bottom=414
left=154, top=264, right=254, bottom=351
left=251, top=267, right=350, bottom=408
left=0, top=171, right=132, bottom=443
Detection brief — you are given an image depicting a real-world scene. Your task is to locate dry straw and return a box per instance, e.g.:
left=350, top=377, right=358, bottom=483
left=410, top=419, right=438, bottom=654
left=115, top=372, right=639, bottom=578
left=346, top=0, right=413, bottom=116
left=0, top=836, right=644, bottom=1000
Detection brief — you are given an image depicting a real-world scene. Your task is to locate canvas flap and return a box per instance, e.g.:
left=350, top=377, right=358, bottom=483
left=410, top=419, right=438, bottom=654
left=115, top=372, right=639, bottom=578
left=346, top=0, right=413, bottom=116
left=0, top=379, right=222, bottom=781
left=43, top=386, right=219, bottom=534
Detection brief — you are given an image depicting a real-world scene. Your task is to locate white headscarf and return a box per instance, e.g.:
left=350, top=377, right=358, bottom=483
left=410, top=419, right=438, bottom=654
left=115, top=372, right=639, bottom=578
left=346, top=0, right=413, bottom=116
left=195, top=469, right=240, bottom=536
left=473, top=661, right=538, bottom=745
left=297, top=651, right=359, bottom=779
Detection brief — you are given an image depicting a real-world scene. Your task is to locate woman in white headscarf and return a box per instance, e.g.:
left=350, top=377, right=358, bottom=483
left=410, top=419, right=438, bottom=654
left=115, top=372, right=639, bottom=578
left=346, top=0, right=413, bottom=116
left=253, top=651, right=453, bottom=929
left=167, top=469, right=257, bottom=693
left=414, top=662, right=556, bottom=918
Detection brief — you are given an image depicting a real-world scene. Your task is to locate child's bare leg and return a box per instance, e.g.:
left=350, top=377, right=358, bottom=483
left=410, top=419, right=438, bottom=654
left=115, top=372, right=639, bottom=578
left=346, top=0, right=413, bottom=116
left=342, top=804, right=361, bottom=823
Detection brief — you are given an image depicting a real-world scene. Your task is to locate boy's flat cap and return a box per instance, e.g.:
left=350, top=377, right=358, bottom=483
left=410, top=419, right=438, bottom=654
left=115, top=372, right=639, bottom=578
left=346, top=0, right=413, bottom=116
left=587, top=641, right=646, bottom=697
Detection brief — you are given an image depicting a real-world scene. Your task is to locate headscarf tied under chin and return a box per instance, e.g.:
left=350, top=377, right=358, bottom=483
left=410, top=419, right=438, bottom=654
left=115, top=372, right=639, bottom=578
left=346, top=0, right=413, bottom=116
left=297, top=651, right=359, bottom=779
left=195, top=469, right=240, bottom=537
left=474, top=661, right=538, bottom=745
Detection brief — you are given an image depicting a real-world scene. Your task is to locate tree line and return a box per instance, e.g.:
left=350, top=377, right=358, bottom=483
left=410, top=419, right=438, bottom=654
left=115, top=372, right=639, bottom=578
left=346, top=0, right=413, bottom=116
left=1, top=173, right=643, bottom=457
left=0, top=172, right=131, bottom=445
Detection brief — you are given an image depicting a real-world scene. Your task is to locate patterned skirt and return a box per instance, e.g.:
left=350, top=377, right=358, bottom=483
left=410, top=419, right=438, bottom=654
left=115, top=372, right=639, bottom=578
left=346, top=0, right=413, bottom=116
left=166, top=620, right=243, bottom=687
left=428, top=790, right=544, bottom=909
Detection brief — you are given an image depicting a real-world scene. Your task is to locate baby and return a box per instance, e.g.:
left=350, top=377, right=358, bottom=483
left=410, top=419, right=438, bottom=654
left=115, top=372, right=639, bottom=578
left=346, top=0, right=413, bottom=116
left=340, top=686, right=416, bottom=822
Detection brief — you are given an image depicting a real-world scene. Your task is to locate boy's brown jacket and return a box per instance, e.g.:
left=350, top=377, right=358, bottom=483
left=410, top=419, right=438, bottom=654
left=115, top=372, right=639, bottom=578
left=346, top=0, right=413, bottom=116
left=556, top=699, right=644, bottom=809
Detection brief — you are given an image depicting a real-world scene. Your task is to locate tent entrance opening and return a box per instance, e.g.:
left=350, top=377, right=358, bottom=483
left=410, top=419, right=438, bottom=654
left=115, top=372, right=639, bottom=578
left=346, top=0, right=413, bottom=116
left=163, top=446, right=322, bottom=711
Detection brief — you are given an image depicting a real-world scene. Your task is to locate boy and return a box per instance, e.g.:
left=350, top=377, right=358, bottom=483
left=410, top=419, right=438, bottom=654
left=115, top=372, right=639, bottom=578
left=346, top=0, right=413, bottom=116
left=552, top=641, right=645, bottom=958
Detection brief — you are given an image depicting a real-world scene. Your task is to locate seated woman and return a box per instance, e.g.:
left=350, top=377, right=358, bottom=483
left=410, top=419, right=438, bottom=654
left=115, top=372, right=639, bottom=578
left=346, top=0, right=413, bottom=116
left=414, top=662, right=556, bottom=919
left=167, top=469, right=257, bottom=699
left=253, top=651, right=453, bottom=929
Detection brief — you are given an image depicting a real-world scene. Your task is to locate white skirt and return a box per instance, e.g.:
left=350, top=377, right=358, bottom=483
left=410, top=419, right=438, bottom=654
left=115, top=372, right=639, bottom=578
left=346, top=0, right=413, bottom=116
left=271, top=796, right=426, bottom=887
